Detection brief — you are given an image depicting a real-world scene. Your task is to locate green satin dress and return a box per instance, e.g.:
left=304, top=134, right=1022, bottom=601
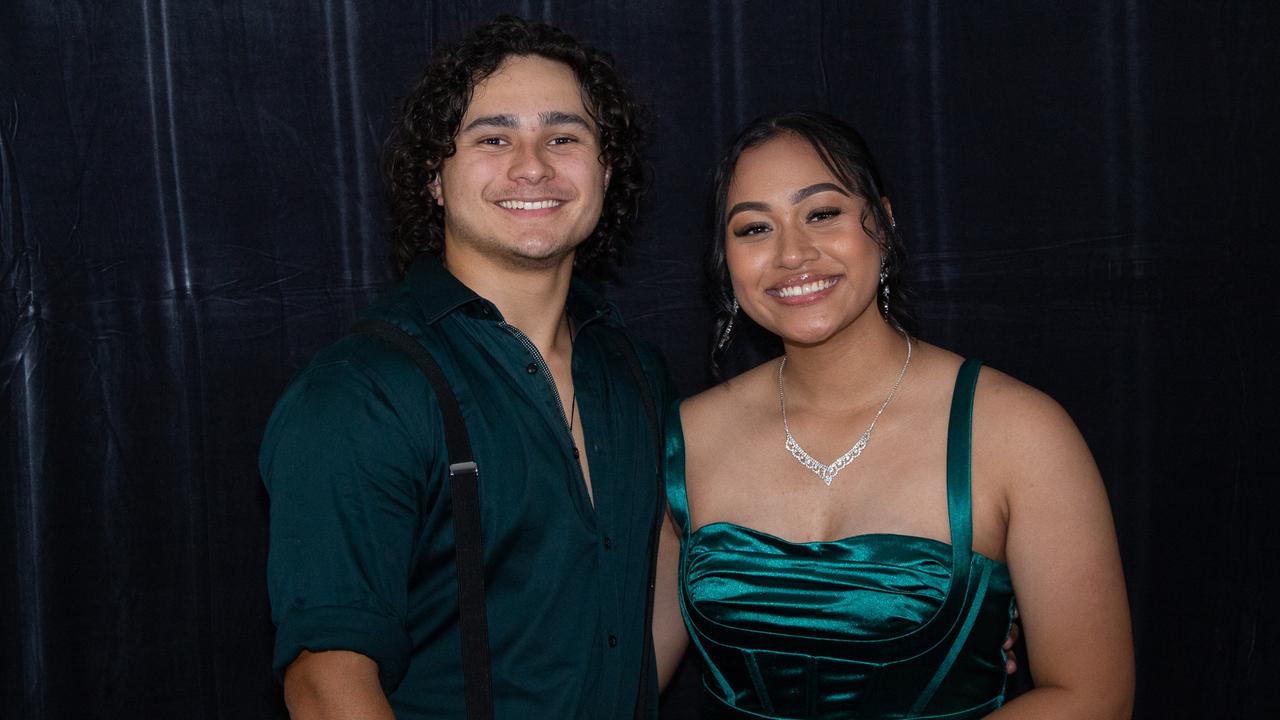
left=666, top=359, right=1016, bottom=719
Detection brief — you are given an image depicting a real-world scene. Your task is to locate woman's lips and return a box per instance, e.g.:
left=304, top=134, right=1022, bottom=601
left=765, top=275, right=841, bottom=304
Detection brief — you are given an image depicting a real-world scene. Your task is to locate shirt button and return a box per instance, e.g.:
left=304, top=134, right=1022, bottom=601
left=603, top=536, right=613, bottom=550
left=572, top=447, right=581, bottom=459
left=608, top=634, right=618, bottom=647
left=525, top=362, right=538, bottom=374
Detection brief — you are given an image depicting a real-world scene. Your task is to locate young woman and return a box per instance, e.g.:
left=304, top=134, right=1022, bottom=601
left=653, top=112, right=1133, bottom=718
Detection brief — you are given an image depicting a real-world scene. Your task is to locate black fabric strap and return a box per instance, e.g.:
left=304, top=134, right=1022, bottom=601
left=603, top=331, right=663, bottom=720
left=352, top=320, right=494, bottom=720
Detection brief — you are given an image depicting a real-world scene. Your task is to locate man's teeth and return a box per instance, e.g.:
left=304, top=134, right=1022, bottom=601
left=775, top=278, right=837, bottom=298
left=498, top=199, right=561, bottom=210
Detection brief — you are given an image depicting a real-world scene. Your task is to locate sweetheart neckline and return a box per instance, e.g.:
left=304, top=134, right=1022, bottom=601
left=688, top=520, right=1009, bottom=568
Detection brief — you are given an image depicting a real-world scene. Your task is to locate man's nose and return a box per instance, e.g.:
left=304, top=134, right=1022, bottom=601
left=508, top=143, right=555, bottom=184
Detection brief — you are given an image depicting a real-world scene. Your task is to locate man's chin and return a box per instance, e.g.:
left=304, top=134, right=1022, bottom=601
left=498, top=242, right=579, bottom=272
left=504, top=236, right=585, bottom=267
left=444, top=228, right=585, bottom=272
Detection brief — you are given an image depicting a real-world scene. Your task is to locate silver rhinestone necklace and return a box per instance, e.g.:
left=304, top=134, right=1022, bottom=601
left=778, top=335, right=912, bottom=486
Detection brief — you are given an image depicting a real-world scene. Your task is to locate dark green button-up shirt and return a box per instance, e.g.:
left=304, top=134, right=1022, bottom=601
left=262, top=256, right=668, bottom=719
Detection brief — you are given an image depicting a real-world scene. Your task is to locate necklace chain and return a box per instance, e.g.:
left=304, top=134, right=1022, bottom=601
left=777, top=335, right=912, bottom=486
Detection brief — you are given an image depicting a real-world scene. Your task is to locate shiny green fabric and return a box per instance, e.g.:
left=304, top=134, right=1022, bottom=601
left=666, top=360, right=1015, bottom=719
left=262, top=255, right=667, bottom=719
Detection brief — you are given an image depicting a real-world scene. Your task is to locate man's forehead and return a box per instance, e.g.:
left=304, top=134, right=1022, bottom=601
left=460, top=55, right=593, bottom=128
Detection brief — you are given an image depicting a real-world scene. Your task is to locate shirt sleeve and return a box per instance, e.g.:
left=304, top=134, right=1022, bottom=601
left=260, top=348, right=433, bottom=693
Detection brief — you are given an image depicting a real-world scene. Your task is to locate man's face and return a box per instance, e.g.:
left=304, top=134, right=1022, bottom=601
left=434, top=54, right=610, bottom=270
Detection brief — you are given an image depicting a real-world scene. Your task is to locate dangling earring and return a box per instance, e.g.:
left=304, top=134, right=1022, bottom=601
left=879, top=262, right=891, bottom=318
left=881, top=214, right=896, bottom=319
left=717, top=298, right=739, bottom=350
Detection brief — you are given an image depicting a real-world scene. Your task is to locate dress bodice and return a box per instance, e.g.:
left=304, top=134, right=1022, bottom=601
left=667, top=360, right=1015, bottom=719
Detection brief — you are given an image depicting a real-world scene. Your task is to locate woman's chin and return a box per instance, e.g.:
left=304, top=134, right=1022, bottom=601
left=774, top=324, right=842, bottom=348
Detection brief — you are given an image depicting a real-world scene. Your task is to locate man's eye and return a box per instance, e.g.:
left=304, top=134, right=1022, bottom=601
left=549, top=136, right=577, bottom=145
left=479, top=137, right=506, bottom=145
left=733, top=223, right=770, bottom=237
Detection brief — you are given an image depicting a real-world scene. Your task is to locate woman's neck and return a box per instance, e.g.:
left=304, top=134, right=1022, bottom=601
left=778, top=317, right=911, bottom=413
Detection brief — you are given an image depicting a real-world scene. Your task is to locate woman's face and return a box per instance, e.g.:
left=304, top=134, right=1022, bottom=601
left=724, top=133, right=884, bottom=347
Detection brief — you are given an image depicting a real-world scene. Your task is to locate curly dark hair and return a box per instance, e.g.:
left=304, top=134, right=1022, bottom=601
left=383, top=16, right=647, bottom=278
left=709, top=110, right=916, bottom=364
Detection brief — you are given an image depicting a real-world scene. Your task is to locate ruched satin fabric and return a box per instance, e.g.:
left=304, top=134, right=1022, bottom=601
left=668, top=361, right=1015, bottom=719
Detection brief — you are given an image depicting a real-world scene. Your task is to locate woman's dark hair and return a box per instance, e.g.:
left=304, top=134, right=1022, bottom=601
left=709, top=110, right=916, bottom=362
left=383, top=16, right=647, bottom=277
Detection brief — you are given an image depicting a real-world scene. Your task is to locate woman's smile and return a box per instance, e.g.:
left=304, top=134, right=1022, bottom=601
left=765, top=275, right=842, bottom=304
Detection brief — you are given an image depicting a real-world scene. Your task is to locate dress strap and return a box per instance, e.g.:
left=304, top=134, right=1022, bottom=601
left=945, top=359, right=982, bottom=573
left=663, top=399, right=692, bottom=535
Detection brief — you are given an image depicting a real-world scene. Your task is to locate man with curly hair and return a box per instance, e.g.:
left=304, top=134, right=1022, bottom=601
left=260, top=16, right=671, bottom=720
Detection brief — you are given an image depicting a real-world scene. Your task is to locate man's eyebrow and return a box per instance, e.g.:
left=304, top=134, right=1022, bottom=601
left=790, top=183, right=849, bottom=204
left=726, top=201, right=770, bottom=221
left=540, top=111, right=592, bottom=129
left=460, top=114, right=519, bottom=133
left=460, top=112, right=592, bottom=135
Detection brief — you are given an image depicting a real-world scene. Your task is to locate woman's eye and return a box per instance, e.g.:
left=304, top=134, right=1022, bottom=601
left=733, top=223, right=770, bottom=237
left=808, top=208, right=841, bottom=222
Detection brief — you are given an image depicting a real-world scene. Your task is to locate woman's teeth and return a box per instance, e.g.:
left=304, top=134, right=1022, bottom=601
left=773, top=278, right=837, bottom=298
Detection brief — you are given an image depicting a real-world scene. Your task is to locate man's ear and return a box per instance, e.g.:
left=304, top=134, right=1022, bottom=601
left=429, top=176, right=444, bottom=206
left=603, top=167, right=612, bottom=190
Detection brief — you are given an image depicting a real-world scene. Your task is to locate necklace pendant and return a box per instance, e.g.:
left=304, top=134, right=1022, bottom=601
left=777, top=335, right=913, bottom=487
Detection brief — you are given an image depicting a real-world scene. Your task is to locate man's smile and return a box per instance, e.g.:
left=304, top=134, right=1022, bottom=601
left=496, top=199, right=564, bottom=210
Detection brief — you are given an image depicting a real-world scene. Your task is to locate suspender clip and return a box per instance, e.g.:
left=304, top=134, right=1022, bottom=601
left=449, top=461, right=478, bottom=478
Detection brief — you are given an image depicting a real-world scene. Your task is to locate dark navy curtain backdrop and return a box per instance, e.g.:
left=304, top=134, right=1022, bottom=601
left=3, top=1, right=1277, bottom=718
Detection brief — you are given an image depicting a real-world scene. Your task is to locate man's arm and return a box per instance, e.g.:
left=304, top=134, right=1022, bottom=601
left=262, top=350, right=431, bottom=714
left=284, top=650, right=395, bottom=720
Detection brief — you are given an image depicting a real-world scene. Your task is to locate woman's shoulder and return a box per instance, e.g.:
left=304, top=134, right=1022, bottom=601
left=968, top=361, right=1097, bottom=492
left=972, top=363, right=1082, bottom=445
left=679, top=358, right=782, bottom=471
left=681, top=356, right=780, bottom=430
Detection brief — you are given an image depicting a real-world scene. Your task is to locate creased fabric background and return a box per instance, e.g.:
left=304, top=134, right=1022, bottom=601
left=2, top=1, right=1277, bottom=718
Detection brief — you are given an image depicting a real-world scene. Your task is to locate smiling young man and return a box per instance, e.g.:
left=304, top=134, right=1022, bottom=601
left=259, top=17, right=668, bottom=719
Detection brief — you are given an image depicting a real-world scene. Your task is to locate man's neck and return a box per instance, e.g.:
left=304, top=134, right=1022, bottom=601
left=442, top=244, right=575, bottom=353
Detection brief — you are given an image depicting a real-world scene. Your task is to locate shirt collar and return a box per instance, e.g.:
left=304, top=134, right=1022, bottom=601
left=404, top=253, right=620, bottom=328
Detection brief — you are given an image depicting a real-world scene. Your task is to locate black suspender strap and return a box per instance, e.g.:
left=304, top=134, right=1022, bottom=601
left=352, top=320, right=494, bottom=720
left=602, top=331, right=663, bottom=720
left=355, top=319, right=662, bottom=720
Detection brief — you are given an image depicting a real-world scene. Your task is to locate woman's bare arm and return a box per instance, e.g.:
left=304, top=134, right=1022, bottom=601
left=984, top=381, right=1134, bottom=718
left=654, top=512, right=690, bottom=690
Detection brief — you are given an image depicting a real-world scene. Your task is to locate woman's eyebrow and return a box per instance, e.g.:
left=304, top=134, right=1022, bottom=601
left=727, top=201, right=770, bottom=221
left=790, top=183, right=849, bottom=204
